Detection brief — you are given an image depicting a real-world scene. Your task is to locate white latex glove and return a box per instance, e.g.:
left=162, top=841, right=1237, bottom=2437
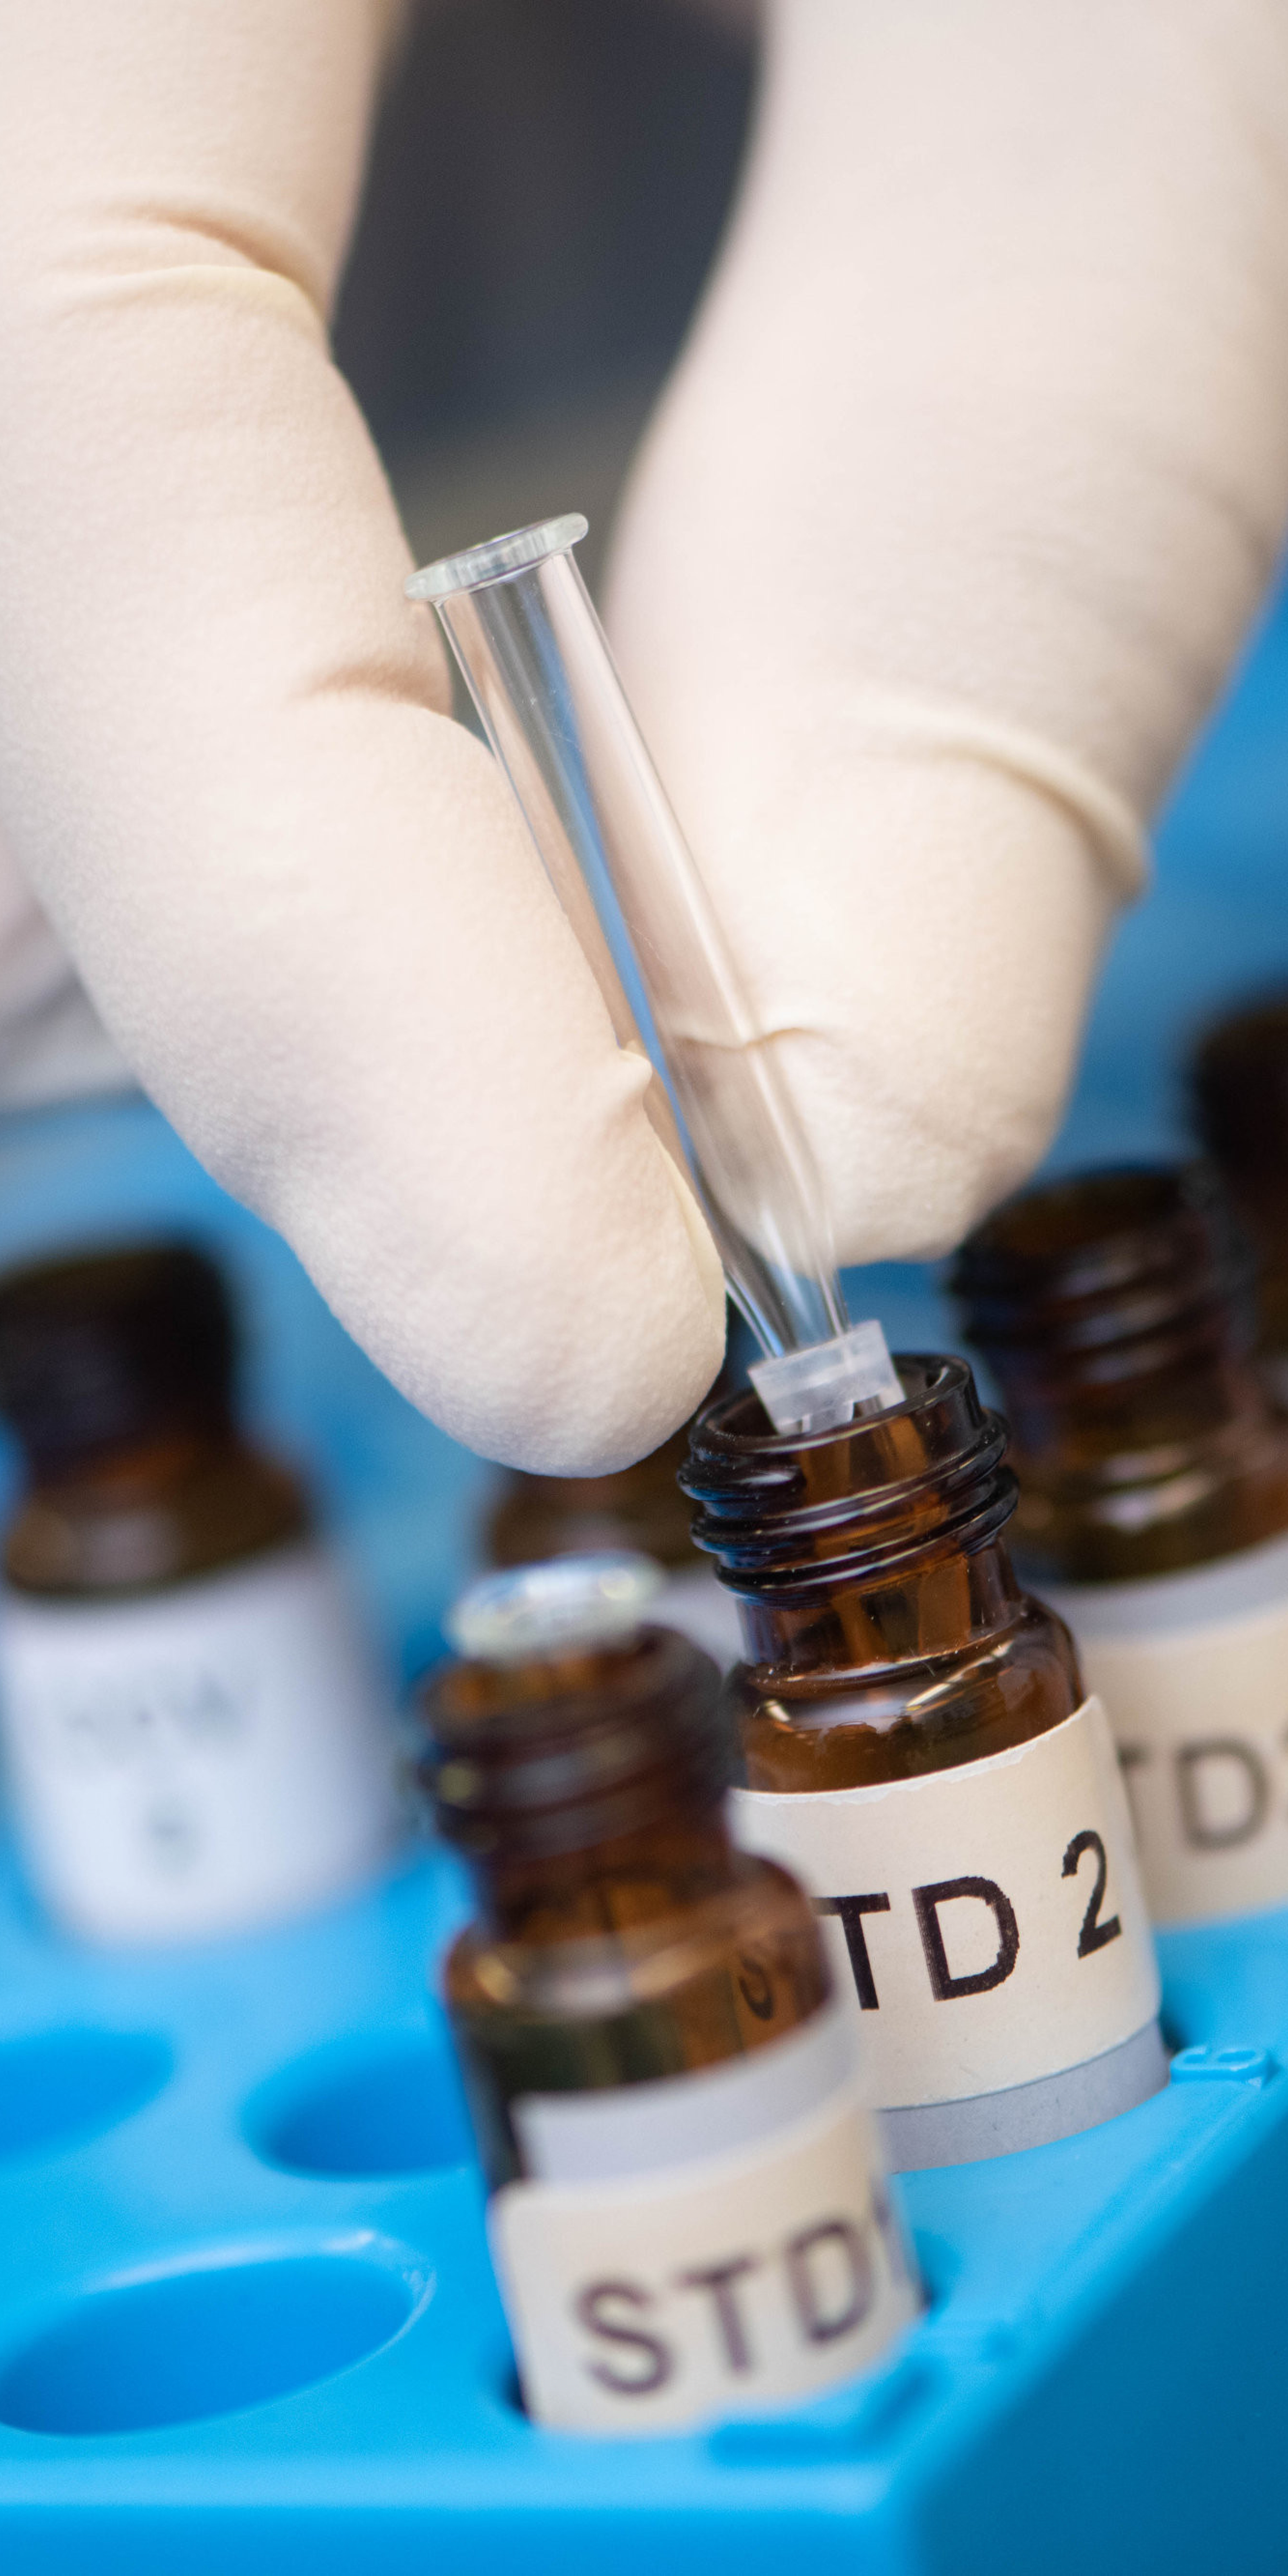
left=1, top=2, right=1287, bottom=1475
left=609, top=0, right=1288, bottom=1261
left=0, top=1, right=724, bottom=1474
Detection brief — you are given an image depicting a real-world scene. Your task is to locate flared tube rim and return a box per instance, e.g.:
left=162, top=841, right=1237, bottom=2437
left=405, top=514, right=589, bottom=603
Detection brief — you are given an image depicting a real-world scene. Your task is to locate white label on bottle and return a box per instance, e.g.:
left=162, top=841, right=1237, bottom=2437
left=490, top=2003, right=917, bottom=2436
left=1047, top=1531, right=1288, bottom=1927
left=0, top=1543, right=399, bottom=1943
left=730, top=1698, right=1160, bottom=2112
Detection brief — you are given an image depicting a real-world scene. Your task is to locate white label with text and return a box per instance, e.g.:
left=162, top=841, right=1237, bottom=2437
left=490, top=2002, right=917, bottom=2435
left=1048, top=1531, right=1288, bottom=1926
left=731, top=1697, right=1159, bottom=2111
left=0, top=1542, right=399, bottom=1942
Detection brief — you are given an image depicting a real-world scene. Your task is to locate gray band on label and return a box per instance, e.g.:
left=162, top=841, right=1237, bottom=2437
left=879, top=2018, right=1168, bottom=2172
left=492, top=2071, right=915, bottom=2434
left=512, top=1998, right=858, bottom=2183
left=1045, top=1528, right=1288, bottom=1643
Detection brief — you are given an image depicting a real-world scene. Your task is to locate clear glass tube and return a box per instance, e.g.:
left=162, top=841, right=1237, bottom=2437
left=407, top=516, right=900, bottom=1425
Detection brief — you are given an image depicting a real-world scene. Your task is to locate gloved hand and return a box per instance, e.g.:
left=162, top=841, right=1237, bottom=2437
left=608, top=0, right=1288, bottom=1268
left=1, top=2, right=1286, bottom=1475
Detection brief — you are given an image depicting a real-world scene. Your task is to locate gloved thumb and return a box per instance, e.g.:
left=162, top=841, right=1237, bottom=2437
left=0, top=0, right=726, bottom=1472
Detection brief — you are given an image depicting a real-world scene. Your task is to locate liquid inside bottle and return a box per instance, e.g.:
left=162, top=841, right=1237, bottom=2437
left=952, top=1163, right=1288, bottom=1929
left=0, top=1242, right=399, bottom=1943
left=417, top=1554, right=918, bottom=2437
left=681, top=1359, right=1165, bottom=2169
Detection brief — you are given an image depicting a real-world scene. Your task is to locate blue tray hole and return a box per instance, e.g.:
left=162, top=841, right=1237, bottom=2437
left=246, top=2028, right=472, bottom=2178
left=0, top=2027, right=171, bottom=2163
left=0, top=2248, right=414, bottom=2435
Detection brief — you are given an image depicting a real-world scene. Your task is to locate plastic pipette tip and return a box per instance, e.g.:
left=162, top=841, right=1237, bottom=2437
left=750, top=1320, right=904, bottom=1436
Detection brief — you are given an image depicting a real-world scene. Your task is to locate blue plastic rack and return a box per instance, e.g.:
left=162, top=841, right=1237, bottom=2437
left=0, top=1833, right=1284, bottom=2574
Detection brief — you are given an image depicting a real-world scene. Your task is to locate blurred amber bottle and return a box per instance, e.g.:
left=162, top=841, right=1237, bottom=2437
left=0, top=1242, right=398, bottom=1943
left=1192, top=993, right=1288, bottom=1406
left=681, top=1360, right=1163, bottom=2171
left=417, top=1555, right=916, bottom=2436
left=488, top=1418, right=696, bottom=1567
left=487, top=1355, right=743, bottom=1667
left=952, top=1164, right=1288, bottom=1928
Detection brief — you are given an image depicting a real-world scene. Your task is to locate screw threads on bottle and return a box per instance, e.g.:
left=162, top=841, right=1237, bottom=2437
left=681, top=1357, right=1017, bottom=1605
left=419, top=1628, right=730, bottom=1863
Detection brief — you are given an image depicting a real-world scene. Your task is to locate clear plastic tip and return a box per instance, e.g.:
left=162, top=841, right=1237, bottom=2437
left=408, top=515, right=900, bottom=1424
left=751, top=1322, right=905, bottom=1436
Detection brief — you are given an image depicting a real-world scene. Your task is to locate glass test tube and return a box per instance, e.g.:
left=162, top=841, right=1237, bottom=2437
left=407, top=517, right=899, bottom=1428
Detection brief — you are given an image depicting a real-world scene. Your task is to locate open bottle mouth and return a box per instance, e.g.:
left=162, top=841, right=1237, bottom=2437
left=405, top=515, right=590, bottom=602
left=681, top=1354, right=1016, bottom=1597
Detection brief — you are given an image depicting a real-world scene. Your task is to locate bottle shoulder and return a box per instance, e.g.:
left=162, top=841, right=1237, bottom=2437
left=1011, top=1425, right=1288, bottom=1586
left=444, top=1854, right=831, bottom=2190
left=731, top=1593, right=1082, bottom=1790
left=3, top=1438, right=309, bottom=1596
left=445, top=1854, right=826, bottom=2062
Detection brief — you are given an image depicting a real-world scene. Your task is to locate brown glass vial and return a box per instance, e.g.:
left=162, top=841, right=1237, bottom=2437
left=0, top=1241, right=397, bottom=1944
left=0, top=1244, right=304, bottom=1595
left=952, top=1165, right=1288, bottom=1929
left=487, top=1362, right=743, bottom=1670
left=950, top=1165, right=1288, bottom=1588
left=418, top=1554, right=917, bottom=2436
left=682, top=1359, right=1164, bottom=2171
left=488, top=1420, right=697, bottom=1574
left=1192, top=994, right=1288, bottom=1405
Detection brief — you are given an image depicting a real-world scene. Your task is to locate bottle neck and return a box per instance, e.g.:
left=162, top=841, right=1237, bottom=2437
left=993, top=1330, right=1268, bottom=1470
left=1194, top=1000, right=1288, bottom=1357
left=952, top=1164, right=1288, bottom=1577
left=682, top=1357, right=1023, bottom=1683
left=5, top=1418, right=307, bottom=1594
left=21, top=1412, right=236, bottom=1504
left=421, top=1626, right=734, bottom=1937
left=465, top=1797, right=739, bottom=1942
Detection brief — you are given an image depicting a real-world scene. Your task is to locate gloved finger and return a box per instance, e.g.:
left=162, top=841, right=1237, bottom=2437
left=0, top=0, right=725, bottom=1472
left=607, top=0, right=1288, bottom=1262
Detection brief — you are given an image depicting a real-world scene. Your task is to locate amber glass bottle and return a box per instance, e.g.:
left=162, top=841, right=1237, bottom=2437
left=952, top=1164, right=1288, bottom=1928
left=487, top=1421, right=696, bottom=1573
left=682, top=1359, right=1164, bottom=2172
left=0, top=1245, right=304, bottom=1591
left=418, top=1555, right=917, bottom=2437
left=487, top=1355, right=743, bottom=1669
left=0, top=1242, right=397, bottom=1943
left=1192, top=994, right=1288, bottom=1404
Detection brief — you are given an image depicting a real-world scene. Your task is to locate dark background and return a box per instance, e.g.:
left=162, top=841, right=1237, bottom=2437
left=334, top=0, right=757, bottom=589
